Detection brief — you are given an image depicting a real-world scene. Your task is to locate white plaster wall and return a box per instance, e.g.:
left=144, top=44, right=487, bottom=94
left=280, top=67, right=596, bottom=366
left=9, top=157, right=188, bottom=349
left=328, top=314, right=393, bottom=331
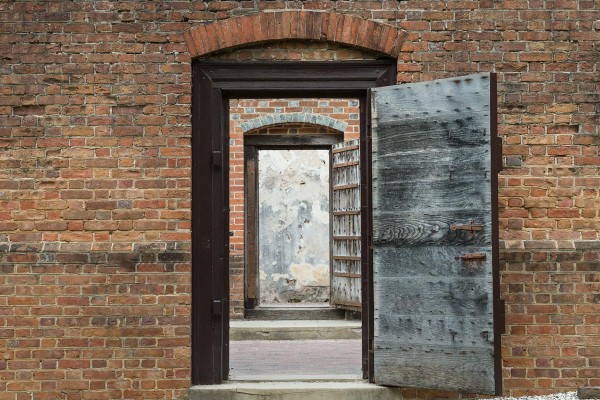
left=258, top=149, right=330, bottom=305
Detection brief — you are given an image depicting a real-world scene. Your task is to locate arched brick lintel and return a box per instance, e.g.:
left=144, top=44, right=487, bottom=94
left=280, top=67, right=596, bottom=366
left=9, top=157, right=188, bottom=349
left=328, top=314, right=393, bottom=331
left=241, top=113, right=348, bottom=134
left=184, top=11, right=406, bottom=59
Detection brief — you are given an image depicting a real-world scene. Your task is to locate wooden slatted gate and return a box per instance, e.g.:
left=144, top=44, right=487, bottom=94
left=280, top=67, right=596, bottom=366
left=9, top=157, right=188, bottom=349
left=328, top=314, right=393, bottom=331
left=331, top=139, right=361, bottom=311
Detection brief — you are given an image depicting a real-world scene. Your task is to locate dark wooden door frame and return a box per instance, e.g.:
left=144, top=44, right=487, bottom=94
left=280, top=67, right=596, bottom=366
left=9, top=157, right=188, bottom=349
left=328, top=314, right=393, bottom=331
left=243, top=134, right=345, bottom=310
left=192, top=60, right=397, bottom=385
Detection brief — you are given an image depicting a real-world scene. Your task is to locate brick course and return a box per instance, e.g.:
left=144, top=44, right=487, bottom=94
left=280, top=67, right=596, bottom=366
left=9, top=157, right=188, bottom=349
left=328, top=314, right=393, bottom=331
left=0, top=1, right=598, bottom=399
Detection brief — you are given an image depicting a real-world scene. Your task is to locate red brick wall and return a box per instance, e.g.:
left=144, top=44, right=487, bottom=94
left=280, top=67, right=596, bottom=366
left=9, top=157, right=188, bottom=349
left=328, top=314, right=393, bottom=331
left=0, top=1, right=598, bottom=398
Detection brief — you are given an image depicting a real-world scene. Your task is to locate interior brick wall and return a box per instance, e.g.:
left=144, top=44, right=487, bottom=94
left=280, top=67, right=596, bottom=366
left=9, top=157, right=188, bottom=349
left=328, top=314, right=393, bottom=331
left=0, top=1, right=598, bottom=399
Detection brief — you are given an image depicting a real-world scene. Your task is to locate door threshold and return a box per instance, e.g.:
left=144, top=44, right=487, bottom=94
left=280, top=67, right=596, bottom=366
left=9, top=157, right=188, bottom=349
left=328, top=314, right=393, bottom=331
left=230, top=319, right=361, bottom=340
left=254, top=304, right=333, bottom=309
left=188, top=380, right=404, bottom=400
left=243, top=306, right=347, bottom=321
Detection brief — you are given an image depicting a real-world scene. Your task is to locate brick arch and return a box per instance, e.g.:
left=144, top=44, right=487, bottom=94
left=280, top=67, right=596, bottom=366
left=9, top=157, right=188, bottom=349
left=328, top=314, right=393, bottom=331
left=241, top=113, right=348, bottom=134
left=184, top=11, right=406, bottom=58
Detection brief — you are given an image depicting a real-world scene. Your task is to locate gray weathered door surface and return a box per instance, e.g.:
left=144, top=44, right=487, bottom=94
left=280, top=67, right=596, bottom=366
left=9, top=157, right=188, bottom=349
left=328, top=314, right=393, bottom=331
left=371, top=73, right=500, bottom=394
left=331, top=140, right=361, bottom=311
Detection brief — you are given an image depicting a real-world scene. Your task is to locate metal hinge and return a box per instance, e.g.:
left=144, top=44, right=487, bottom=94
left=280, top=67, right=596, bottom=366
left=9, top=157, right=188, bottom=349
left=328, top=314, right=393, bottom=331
left=496, top=298, right=506, bottom=334
left=212, top=151, right=222, bottom=167
left=456, top=253, right=487, bottom=261
left=497, top=137, right=503, bottom=172
left=450, top=219, right=483, bottom=232
left=212, top=299, right=222, bottom=316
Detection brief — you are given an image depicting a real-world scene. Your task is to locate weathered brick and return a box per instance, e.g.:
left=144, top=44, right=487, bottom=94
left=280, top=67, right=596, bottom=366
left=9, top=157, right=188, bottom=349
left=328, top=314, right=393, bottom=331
left=0, top=3, right=598, bottom=399
left=85, top=200, right=118, bottom=210
left=34, top=220, right=68, bottom=231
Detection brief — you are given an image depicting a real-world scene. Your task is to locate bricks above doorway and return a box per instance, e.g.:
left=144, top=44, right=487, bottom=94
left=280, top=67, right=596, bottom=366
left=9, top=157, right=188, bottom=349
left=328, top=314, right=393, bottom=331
left=184, top=11, right=407, bottom=58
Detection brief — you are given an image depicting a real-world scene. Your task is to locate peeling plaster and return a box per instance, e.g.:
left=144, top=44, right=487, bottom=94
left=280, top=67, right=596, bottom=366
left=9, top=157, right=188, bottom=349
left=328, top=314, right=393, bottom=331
left=258, top=149, right=330, bottom=305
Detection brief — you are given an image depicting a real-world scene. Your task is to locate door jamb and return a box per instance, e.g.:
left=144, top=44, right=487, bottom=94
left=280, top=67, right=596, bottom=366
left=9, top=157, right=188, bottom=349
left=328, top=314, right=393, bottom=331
left=191, top=60, right=397, bottom=385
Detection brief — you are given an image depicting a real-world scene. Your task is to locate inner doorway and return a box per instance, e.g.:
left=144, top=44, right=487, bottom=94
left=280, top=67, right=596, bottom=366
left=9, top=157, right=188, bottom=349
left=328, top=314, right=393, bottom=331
left=227, top=98, right=363, bottom=316
left=227, top=98, right=363, bottom=380
left=257, top=148, right=332, bottom=306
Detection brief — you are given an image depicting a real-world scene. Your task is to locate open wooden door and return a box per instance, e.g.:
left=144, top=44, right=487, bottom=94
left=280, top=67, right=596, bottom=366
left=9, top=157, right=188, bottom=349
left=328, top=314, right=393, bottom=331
left=331, top=140, right=361, bottom=311
left=371, top=73, right=502, bottom=394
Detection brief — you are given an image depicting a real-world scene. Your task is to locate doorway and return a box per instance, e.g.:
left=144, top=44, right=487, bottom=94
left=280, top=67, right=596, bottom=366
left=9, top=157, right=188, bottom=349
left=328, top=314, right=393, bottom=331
left=228, top=99, right=363, bottom=380
left=191, top=60, right=502, bottom=395
left=191, top=60, right=397, bottom=385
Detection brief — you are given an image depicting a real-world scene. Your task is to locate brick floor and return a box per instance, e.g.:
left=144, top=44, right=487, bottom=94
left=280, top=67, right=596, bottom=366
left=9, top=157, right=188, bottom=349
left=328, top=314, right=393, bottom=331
left=229, top=339, right=362, bottom=379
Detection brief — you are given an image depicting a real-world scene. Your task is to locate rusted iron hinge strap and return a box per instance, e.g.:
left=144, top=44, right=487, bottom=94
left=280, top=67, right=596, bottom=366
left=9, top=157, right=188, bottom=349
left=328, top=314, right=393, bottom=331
left=456, top=253, right=487, bottom=261
left=450, top=219, right=483, bottom=232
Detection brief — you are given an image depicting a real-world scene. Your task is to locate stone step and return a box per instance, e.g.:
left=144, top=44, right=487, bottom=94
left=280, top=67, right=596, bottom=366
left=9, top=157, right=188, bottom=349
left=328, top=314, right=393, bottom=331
left=579, top=387, right=600, bottom=399
left=230, top=320, right=362, bottom=341
left=244, top=306, right=353, bottom=320
left=188, top=381, right=403, bottom=400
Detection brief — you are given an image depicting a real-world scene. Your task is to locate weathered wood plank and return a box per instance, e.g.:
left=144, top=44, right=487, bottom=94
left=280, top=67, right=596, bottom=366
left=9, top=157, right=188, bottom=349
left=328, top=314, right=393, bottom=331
left=332, top=168, right=360, bottom=186
left=332, top=276, right=361, bottom=308
left=332, top=144, right=359, bottom=154
left=333, top=211, right=361, bottom=216
left=332, top=191, right=361, bottom=213
left=374, top=277, right=493, bottom=318
left=245, top=147, right=258, bottom=306
left=333, top=183, right=360, bottom=190
left=374, top=342, right=495, bottom=393
left=332, top=160, right=360, bottom=169
left=371, top=73, right=498, bottom=394
left=333, top=259, right=361, bottom=275
left=372, top=112, right=491, bottom=155
left=332, top=214, right=360, bottom=235
left=375, top=314, right=494, bottom=347
left=371, top=75, right=491, bottom=125
left=333, top=255, right=361, bottom=261
left=333, top=272, right=361, bottom=278
left=374, top=178, right=491, bottom=213
left=333, top=238, right=362, bottom=255
left=373, top=212, right=491, bottom=246
left=332, top=300, right=361, bottom=309
left=374, top=146, right=491, bottom=182
left=373, top=246, right=492, bottom=278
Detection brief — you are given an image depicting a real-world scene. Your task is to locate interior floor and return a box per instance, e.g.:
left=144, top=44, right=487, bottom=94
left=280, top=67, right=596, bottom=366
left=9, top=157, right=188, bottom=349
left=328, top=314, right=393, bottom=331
left=229, top=339, right=362, bottom=380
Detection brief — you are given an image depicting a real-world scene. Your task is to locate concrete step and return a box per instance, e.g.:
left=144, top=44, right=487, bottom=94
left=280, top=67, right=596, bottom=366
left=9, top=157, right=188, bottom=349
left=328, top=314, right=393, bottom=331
left=188, top=381, right=403, bottom=400
left=230, top=320, right=362, bottom=340
left=244, top=306, right=351, bottom=320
